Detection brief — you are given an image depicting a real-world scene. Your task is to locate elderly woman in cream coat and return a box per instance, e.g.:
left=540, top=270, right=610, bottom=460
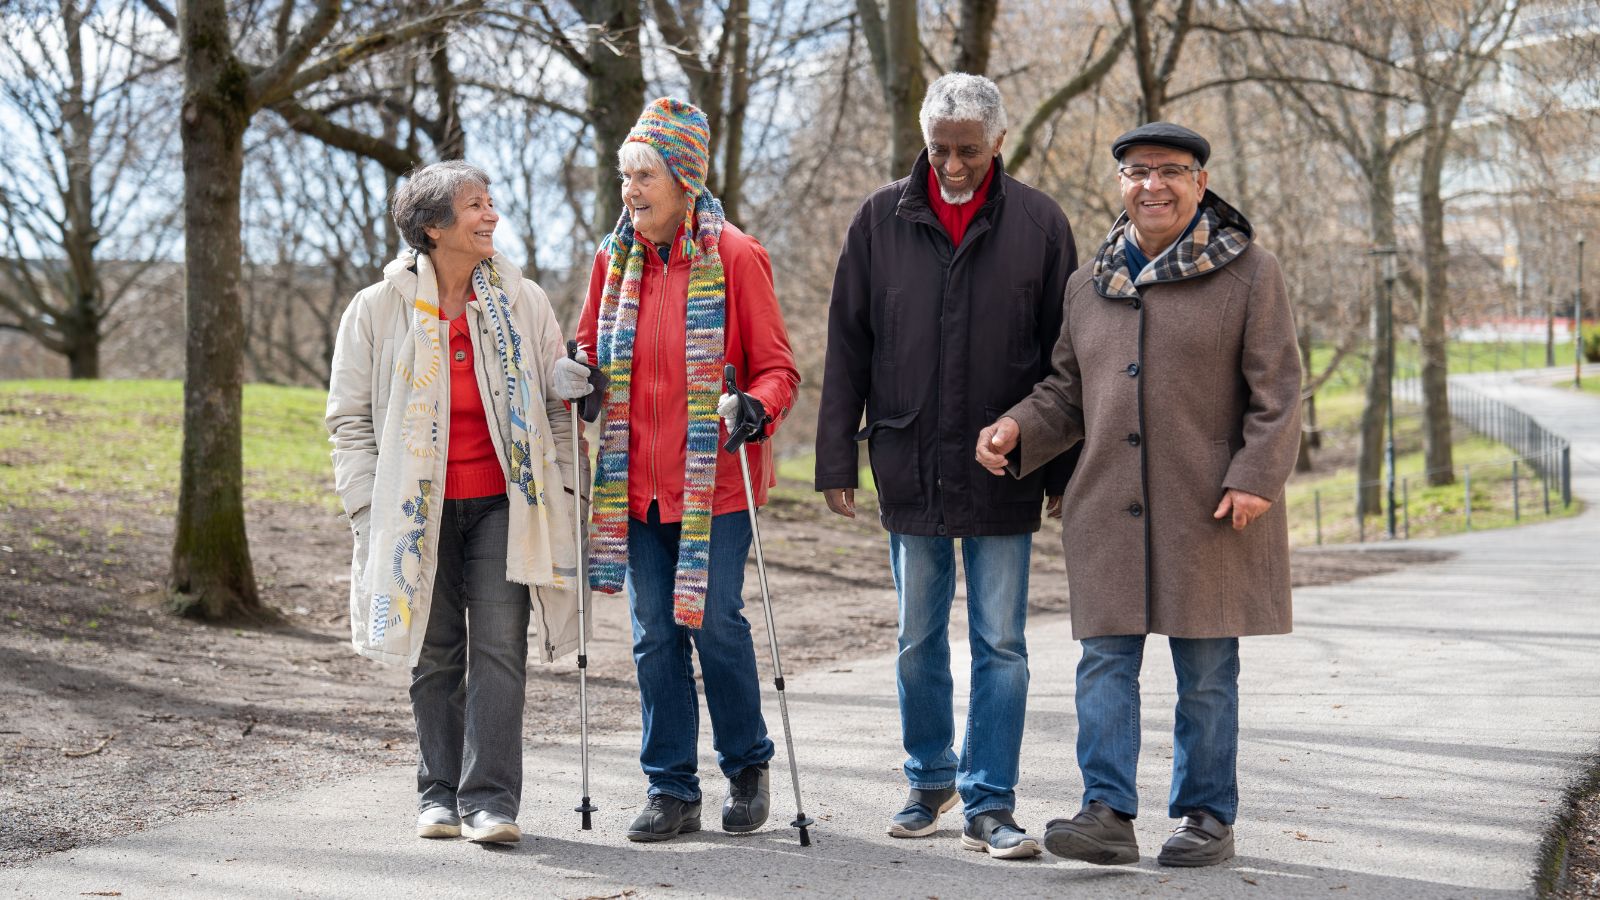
left=326, top=160, right=595, bottom=845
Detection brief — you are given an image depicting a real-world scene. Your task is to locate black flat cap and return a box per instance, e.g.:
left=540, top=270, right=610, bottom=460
left=1111, top=122, right=1210, bottom=166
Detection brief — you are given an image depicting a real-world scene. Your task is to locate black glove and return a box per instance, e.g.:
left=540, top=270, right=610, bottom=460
left=721, top=365, right=772, bottom=453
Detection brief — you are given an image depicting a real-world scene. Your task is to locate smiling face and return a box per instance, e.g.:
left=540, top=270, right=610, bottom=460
left=621, top=160, right=689, bottom=248
left=1119, top=144, right=1207, bottom=256
left=927, top=119, right=1004, bottom=205
left=425, top=184, right=498, bottom=264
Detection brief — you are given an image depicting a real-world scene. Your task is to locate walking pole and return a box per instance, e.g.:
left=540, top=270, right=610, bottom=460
left=568, top=341, right=598, bottom=830
left=723, top=364, right=816, bottom=847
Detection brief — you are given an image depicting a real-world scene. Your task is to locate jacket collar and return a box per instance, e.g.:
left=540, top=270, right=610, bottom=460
left=896, top=149, right=1008, bottom=228
left=1091, top=190, right=1253, bottom=301
left=385, top=249, right=523, bottom=307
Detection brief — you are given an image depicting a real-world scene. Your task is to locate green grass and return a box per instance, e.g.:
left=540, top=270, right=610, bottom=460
left=0, top=379, right=337, bottom=513
left=1308, top=339, right=1584, bottom=398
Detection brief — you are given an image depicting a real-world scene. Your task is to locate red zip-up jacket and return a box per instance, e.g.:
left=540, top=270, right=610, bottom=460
left=577, top=221, right=800, bottom=523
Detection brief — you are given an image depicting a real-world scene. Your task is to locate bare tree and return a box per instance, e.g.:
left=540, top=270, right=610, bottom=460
left=0, top=0, right=179, bottom=378
left=140, top=0, right=484, bottom=622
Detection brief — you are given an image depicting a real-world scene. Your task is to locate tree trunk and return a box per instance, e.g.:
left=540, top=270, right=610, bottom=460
left=1295, top=323, right=1315, bottom=472
left=66, top=333, right=100, bottom=379
left=720, top=0, right=751, bottom=224
left=885, top=0, right=926, bottom=177
left=954, top=0, right=997, bottom=75
left=169, top=0, right=269, bottom=623
left=1417, top=119, right=1454, bottom=487
left=1355, top=151, right=1397, bottom=515
left=586, top=0, right=646, bottom=241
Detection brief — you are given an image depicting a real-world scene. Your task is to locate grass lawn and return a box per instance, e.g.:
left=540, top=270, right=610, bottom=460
left=0, top=379, right=337, bottom=514
left=1308, top=339, right=1584, bottom=398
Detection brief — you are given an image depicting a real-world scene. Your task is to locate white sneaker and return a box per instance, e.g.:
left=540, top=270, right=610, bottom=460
left=462, top=810, right=521, bottom=844
left=416, top=806, right=461, bottom=839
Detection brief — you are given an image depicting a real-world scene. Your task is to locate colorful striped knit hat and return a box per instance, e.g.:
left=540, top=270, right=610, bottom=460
left=624, top=98, right=711, bottom=259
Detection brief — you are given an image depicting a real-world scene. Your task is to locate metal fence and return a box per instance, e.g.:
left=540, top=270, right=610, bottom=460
left=1304, top=378, right=1572, bottom=544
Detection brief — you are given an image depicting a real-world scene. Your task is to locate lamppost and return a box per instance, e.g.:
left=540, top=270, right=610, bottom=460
left=1578, top=234, right=1586, bottom=389
left=1371, top=246, right=1400, bottom=539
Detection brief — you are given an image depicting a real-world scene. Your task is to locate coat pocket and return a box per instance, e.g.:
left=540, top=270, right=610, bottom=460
left=855, top=408, right=921, bottom=507
left=1009, top=286, right=1038, bottom=366
left=877, top=287, right=902, bottom=365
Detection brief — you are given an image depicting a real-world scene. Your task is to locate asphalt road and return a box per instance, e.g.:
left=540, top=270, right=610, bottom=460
left=5, top=369, right=1596, bottom=899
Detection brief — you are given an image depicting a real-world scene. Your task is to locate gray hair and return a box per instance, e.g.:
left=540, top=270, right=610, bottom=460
left=391, top=160, right=492, bottom=252
left=920, top=73, right=1007, bottom=145
left=617, top=141, right=670, bottom=177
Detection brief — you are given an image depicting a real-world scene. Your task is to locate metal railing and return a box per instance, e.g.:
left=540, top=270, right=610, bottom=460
left=1302, top=378, right=1572, bottom=544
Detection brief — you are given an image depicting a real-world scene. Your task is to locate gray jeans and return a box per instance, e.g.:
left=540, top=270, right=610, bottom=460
left=411, top=494, right=530, bottom=819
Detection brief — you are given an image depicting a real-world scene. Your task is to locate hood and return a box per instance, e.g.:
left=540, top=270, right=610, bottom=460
left=1091, top=190, right=1253, bottom=301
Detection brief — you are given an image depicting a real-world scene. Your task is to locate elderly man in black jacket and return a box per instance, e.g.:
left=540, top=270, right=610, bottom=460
left=814, top=72, right=1076, bottom=860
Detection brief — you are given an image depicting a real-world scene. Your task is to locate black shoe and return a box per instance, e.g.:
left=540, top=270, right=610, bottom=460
left=1043, top=800, right=1140, bottom=865
left=960, top=810, right=1041, bottom=859
left=1157, top=809, right=1234, bottom=867
left=722, top=763, right=770, bottom=834
left=626, top=793, right=702, bottom=843
left=888, top=787, right=960, bottom=838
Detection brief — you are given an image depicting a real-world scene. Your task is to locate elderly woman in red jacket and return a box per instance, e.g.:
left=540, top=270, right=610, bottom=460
left=576, top=98, right=799, bottom=843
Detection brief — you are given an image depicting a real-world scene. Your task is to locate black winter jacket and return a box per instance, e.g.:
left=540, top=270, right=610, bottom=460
left=814, top=153, right=1077, bottom=536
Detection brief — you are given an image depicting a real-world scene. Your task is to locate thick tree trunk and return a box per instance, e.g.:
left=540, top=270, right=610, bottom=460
left=66, top=334, right=99, bottom=379
left=885, top=0, right=926, bottom=177
left=170, top=0, right=269, bottom=623
left=1356, top=156, right=1396, bottom=515
left=586, top=0, right=646, bottom=241
left=1295, top=323, right=1315, bottom=472
left=720, top=0, right=750, bottom=224
left=1417, top=122, right=1454, bottom=487
left=954, top=0, right=996, bottom=75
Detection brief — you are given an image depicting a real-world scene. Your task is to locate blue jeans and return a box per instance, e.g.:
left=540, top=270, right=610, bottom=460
left=411, top=495, right=531, bottom=820
left=1075, top=635, right=1240, bottom=823
left=626, top=504, right=774, bottom=802
left=889, top=532, right=1031, bottom=819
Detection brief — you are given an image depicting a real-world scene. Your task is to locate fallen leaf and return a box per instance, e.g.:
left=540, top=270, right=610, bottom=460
left=1243, top=876, right=1259, bottom=885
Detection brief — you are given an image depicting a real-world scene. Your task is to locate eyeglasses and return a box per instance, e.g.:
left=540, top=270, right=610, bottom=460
left=1118, top=164, right=1200, bottom=185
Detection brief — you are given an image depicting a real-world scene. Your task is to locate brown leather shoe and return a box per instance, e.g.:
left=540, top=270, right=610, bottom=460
left=1157, top=810, right=1234, bottom=867
left=1043, top=800, right=1139, bottom=865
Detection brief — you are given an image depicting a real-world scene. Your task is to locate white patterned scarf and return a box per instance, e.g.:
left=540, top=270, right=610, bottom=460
left=358, top=251, right=573, bottom=665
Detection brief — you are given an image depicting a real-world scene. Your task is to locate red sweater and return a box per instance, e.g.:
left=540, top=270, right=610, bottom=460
left=444, top=310, right=507, bottom=499
left=577, top=222, right=800, bottom=523
left=927, top=164, right=994, bottom=247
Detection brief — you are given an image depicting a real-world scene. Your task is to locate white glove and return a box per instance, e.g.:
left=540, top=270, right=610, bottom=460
left=551, top=351, right=594, bottom=400
left=717, top=392, right=739, bottom=423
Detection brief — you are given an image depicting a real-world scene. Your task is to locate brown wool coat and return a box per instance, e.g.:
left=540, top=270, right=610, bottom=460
left=1005, top=200, right=1302, bottom=639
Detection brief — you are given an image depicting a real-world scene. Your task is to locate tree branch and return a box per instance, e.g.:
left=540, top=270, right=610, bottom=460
left=1008, top=23, right=1130, bottom=173
left=270, top=100, right=421, bottom=175
left=136, top=0, right=176, bottom=32
left=260, top=1, right=486, bottom=110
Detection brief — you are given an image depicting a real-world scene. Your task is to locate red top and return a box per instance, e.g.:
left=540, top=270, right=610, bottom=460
left=577, top=222, right=800, bottom=524
left=927, top=163, right=995, bottom=248
left=444, top=309, right=507, bottom=499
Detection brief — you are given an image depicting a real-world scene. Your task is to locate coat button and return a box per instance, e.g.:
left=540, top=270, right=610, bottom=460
left=1128, top=502, right=1143, bottom=517
left=1130, top=299, right=1142, bottom=310
left=1125, top=363, right=1140, bottom=377
left=1127, top=432, right=1141, bottom=447
left=937, top=524, right=948, bottom=535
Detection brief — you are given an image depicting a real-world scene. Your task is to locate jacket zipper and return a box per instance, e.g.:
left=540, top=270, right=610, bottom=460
left=649, top=251, right=668, bottom=507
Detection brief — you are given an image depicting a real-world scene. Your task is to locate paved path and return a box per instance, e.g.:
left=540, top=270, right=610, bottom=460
left=5, top=371, right=1598, bottom=898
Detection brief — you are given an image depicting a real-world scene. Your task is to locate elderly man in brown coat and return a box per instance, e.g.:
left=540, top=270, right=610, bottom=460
left=976, top=122, right=1301, bottom=869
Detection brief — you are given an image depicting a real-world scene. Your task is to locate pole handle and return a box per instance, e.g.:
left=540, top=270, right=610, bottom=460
left=723, top=363, right=738, bottom=394
left=567, top=339, right=578, bottom=361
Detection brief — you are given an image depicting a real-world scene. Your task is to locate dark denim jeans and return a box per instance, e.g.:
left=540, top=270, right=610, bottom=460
left=888, top=532, right=1032, bottom=819
left=626, top=504, right=774, bottom=802
left=1075, top=635, right=1240, bottom=824
left=410, top=495, right=531, bottom=820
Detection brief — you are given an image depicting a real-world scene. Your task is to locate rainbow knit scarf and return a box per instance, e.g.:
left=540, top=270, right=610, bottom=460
left=590, top=194, right=727, bottom=628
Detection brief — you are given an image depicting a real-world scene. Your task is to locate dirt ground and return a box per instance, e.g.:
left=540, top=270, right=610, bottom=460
left=1, top=486, right=1455, bottom=869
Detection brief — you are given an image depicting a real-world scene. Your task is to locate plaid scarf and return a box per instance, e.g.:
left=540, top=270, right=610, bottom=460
left=1092, top=190, right=1254, bottom=300
left=589, top=195, right=727, bottom=629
